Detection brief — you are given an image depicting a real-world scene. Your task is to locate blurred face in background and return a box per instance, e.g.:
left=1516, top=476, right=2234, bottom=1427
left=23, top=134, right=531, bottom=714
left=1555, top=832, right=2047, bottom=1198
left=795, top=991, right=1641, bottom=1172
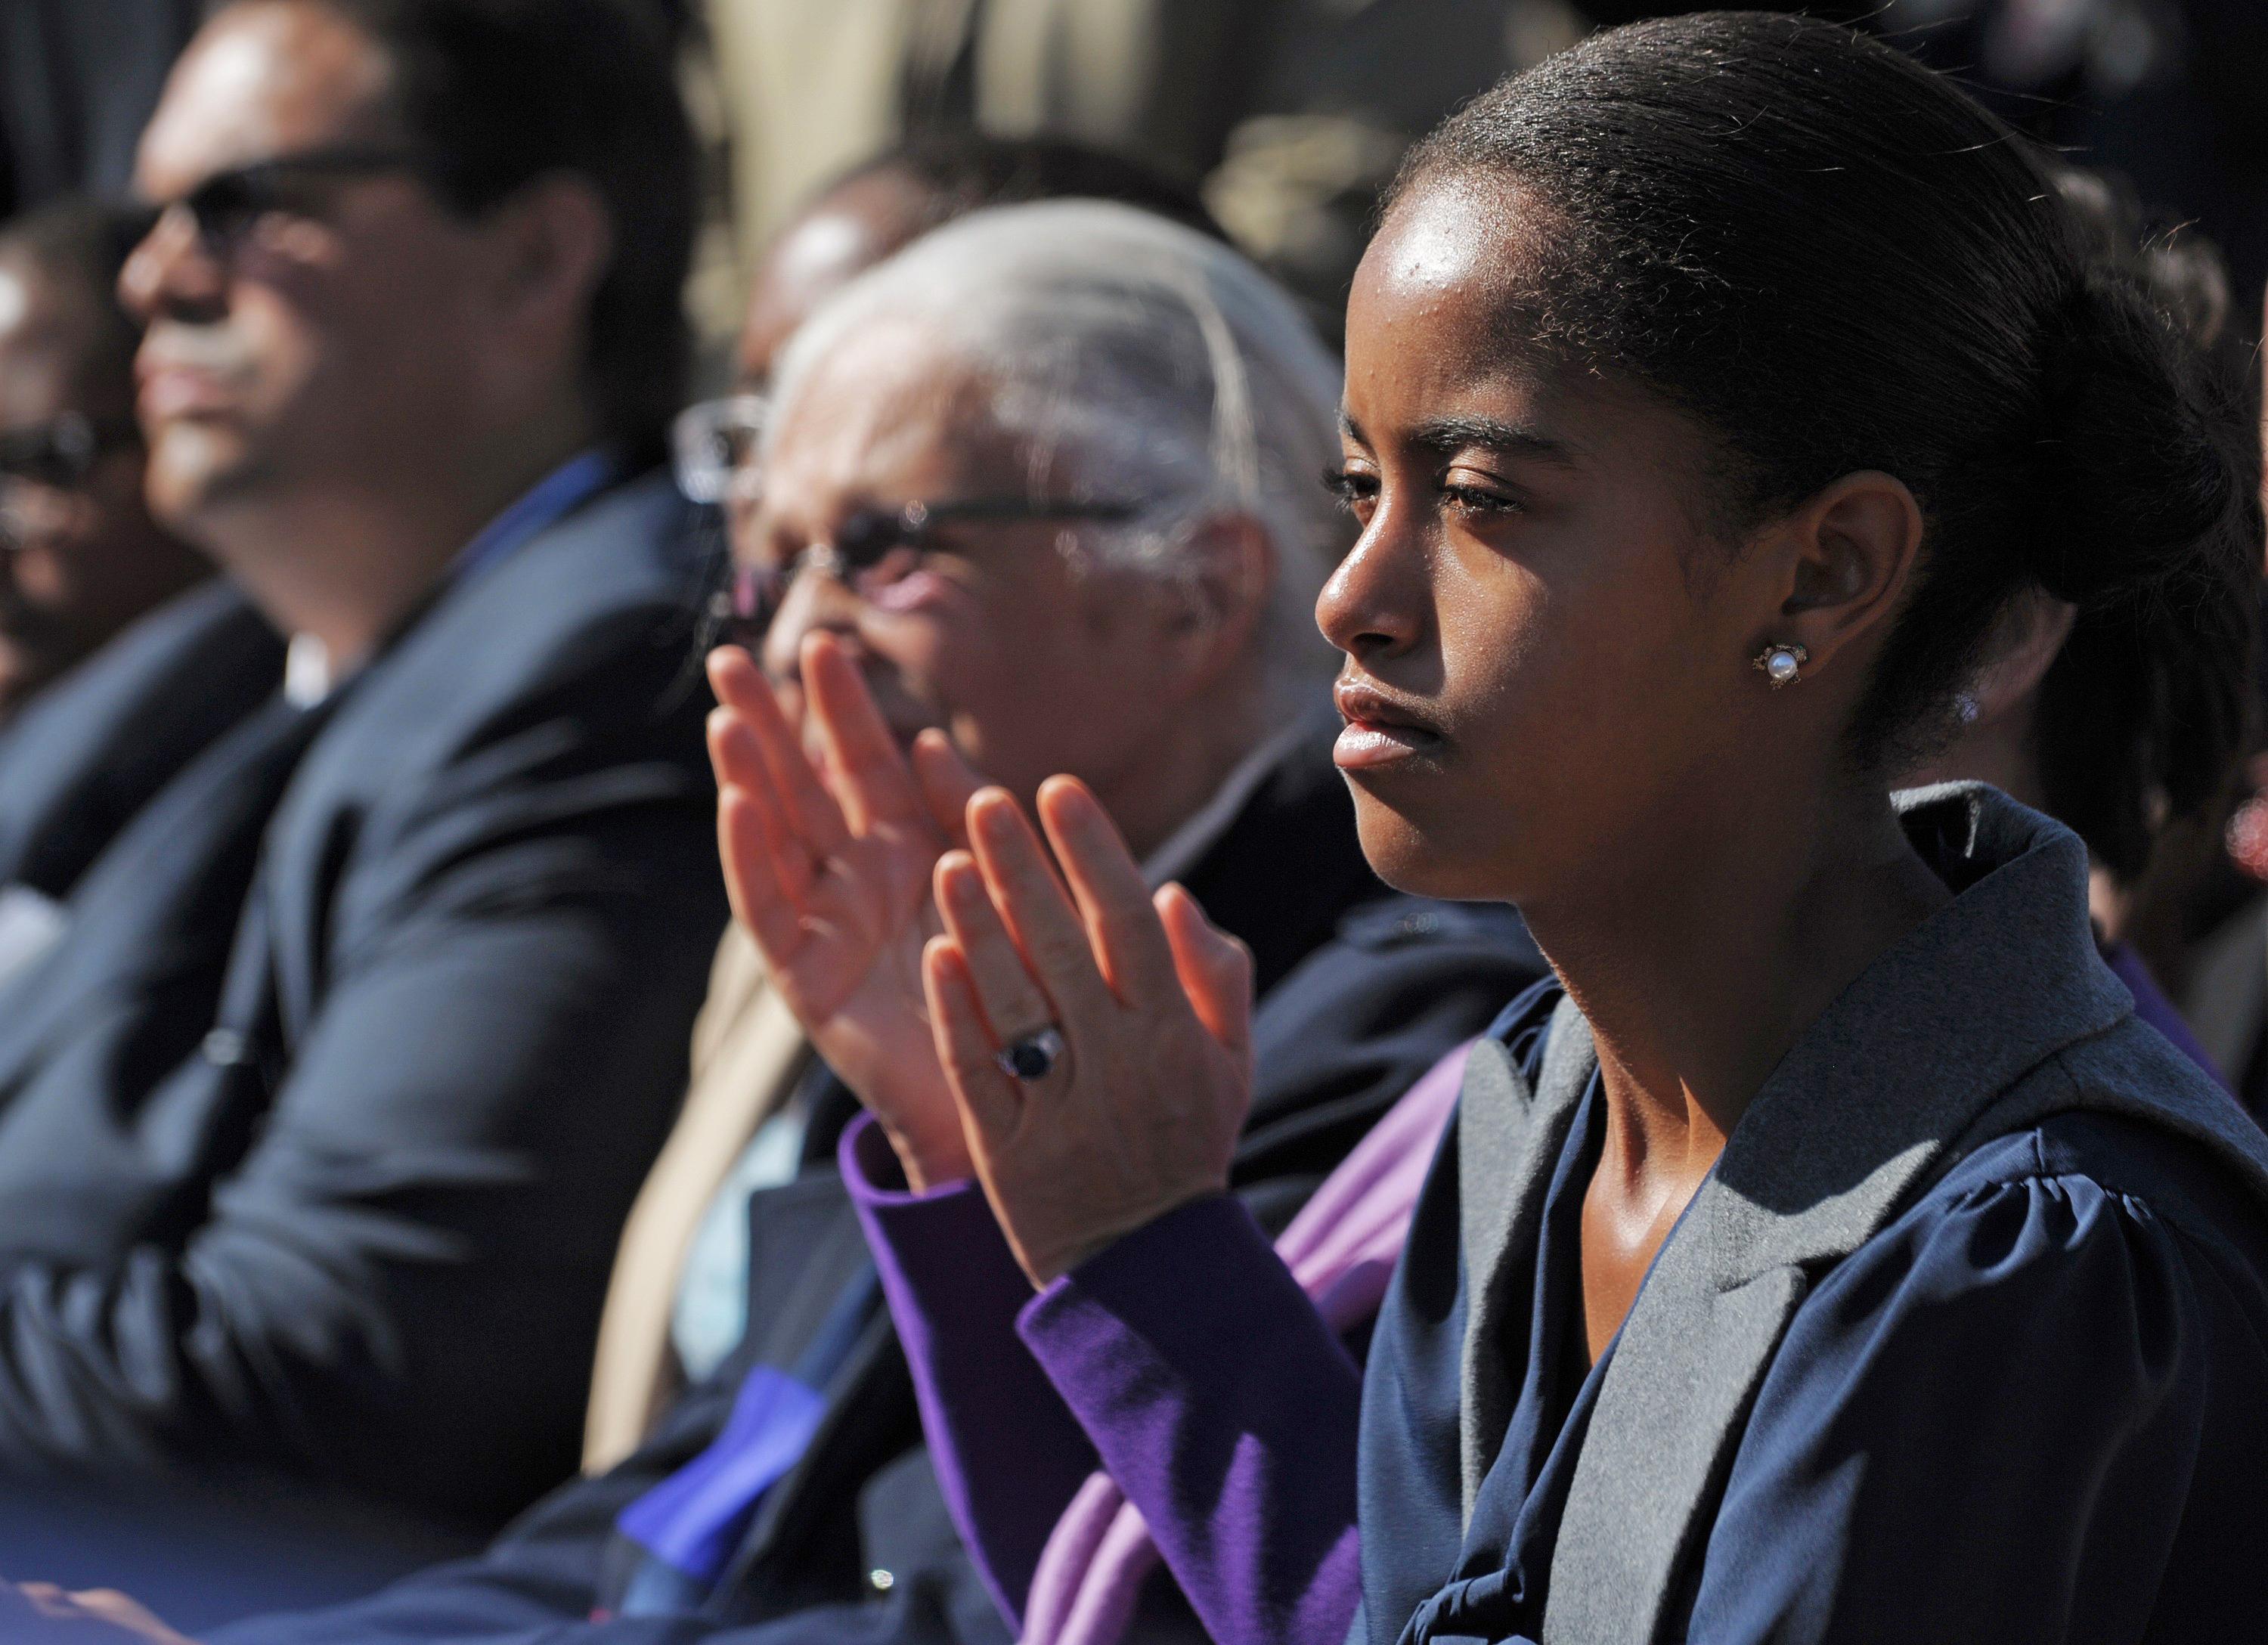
left=118, top=1, right=528, bottom=547
left=742, top=321, right=1226, bottom=822
left=0, top=251, right=205, bottom=718
left=736, top=167, right=940, bottom=390
left=675, top=166, right=946, bottom=566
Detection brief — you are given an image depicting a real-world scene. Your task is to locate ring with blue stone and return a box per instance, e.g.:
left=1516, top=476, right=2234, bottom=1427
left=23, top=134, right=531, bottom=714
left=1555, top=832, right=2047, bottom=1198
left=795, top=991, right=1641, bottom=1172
left=996, top=1025, right=1065, bottom=1083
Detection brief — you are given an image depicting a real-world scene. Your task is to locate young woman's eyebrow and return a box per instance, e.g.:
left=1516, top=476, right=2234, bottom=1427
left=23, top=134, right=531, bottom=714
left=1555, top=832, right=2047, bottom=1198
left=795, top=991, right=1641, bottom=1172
left=1405, top=415, right=1582, bottom=466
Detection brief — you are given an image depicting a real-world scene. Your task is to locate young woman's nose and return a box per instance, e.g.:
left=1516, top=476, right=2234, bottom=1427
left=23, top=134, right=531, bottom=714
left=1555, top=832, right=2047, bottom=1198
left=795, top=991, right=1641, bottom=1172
left=1315, top=505, right=1425, bottom=665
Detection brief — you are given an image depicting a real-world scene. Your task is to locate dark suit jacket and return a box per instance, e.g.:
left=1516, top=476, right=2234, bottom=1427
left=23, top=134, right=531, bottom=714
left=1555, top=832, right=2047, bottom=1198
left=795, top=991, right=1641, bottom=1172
left=0, top=580, right=284, bottom=899
left=217, top=723, right=1547, bottom=1644
left=0, top=472, right=728, bottom=1541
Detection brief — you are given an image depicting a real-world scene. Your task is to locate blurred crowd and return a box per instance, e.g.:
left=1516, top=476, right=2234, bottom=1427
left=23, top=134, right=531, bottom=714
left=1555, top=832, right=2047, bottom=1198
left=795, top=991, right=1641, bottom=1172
left=0, top=2, right=2262, bottom=1643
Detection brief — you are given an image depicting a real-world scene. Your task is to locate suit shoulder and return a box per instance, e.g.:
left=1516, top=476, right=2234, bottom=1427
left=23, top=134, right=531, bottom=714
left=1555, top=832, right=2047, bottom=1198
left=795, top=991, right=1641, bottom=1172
left=317, top=477, right=709, bottom=758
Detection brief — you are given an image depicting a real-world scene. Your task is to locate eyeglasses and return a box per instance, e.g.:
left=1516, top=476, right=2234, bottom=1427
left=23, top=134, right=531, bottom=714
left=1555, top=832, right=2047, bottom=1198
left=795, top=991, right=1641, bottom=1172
left=0, top=414, right=139, bottom=555
left=133, top=144, right=446, bottom=258
left=672, top=395, right=767, bottom=506
left=711, top=496, right=1143, bottom=644
left=0, top=412, right=140, bottom=492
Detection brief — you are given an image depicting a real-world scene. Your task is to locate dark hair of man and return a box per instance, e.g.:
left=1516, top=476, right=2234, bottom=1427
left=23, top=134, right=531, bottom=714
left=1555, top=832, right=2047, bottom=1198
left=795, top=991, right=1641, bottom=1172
left=285, top=0, right=696, bottom=459
left=0, top=196, right=149, bottom=398
left=1390, top=11, right=2261, bottom=879
left=832, top=130, right=1226, bottom=245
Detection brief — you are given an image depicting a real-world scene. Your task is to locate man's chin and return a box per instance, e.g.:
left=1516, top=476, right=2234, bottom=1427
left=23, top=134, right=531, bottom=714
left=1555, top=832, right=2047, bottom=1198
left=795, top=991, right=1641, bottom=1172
left=143, top=428, right=268, bottom=534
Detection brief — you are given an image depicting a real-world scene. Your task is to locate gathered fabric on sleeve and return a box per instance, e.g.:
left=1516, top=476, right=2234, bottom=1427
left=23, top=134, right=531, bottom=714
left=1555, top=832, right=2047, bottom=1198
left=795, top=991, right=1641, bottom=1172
left=1681, top=1113, right=2268, bottom=1644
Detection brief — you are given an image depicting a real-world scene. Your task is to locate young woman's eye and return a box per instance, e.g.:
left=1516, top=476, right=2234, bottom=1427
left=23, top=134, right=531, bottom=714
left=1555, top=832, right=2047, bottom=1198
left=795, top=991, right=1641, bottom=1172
left=1322, top=466, right=1380, bottom=516
left=1441, top=484, right=1521, bottom=520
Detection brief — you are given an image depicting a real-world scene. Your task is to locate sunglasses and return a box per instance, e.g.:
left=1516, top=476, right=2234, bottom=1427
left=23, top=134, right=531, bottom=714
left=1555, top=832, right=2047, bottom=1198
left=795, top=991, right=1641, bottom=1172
left=132, top=144, right=447, bottom=256
left=711, top=496, right=1144, bottom=644
left=0, top=412, right=141, bottom=491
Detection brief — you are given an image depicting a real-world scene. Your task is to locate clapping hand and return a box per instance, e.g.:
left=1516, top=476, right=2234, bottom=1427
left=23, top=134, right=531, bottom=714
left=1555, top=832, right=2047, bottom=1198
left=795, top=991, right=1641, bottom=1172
left=707, top=634, right=984, bottom=1189
left=1, top=1582, right=194, bottom=1643
left=921, top=777, right=1256, bottom=1286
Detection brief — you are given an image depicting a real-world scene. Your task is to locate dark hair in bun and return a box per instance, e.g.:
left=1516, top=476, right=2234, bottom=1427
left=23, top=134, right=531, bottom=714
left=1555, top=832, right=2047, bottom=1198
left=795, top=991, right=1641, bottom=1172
left=2025, top=170, right=2252, bottom=881
left=1392, top=9, right=2261, bottom=870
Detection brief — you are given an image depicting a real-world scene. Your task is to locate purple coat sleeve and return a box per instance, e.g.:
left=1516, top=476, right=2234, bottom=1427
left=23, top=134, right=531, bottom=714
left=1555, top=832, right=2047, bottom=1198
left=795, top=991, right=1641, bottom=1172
left=844, top=1115, right=1367, bottom=1645
left=840, top=1115, right=1101, bottom=1627
left=1015, top=1194, right=1365, bottom=1645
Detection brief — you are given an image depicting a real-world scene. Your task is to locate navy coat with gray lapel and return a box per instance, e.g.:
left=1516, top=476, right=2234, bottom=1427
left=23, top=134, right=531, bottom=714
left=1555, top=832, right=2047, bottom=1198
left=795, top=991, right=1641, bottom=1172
left=1359, top=785, right=2268, bottom=1644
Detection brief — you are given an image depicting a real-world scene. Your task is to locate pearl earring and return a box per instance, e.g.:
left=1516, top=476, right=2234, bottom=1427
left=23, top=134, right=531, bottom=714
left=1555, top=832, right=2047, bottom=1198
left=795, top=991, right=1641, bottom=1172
left=1753, top=642, right=1810, bottom=687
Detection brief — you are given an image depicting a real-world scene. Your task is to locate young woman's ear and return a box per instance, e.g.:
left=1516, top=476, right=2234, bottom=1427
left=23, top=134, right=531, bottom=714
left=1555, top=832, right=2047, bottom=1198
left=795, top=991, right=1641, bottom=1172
left=1755, top=469, right=1926, bottom=683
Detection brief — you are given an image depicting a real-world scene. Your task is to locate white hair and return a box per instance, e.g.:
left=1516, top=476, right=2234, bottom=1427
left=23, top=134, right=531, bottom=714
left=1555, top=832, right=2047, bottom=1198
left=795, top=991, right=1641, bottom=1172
left=764, top=199, right=1349, bottom=717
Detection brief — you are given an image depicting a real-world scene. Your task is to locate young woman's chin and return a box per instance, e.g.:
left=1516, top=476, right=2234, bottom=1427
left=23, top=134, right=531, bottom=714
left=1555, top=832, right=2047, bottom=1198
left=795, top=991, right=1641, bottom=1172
left=1345, top=785, right=1517, bottom=905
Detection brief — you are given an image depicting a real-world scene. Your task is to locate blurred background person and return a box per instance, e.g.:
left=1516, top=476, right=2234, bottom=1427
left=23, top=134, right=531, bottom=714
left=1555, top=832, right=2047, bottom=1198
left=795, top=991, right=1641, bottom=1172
left=0, top=197, right=258, bottom=1001
left=728, top=130, right=1223, bottom=393
left=0, top=197, right=209, bottom=724
left=699, top=0, right=1558, bottom=327
left=0, top=0, right=725, bottom=1622
left=168, top=197, right=1543, bottom=1645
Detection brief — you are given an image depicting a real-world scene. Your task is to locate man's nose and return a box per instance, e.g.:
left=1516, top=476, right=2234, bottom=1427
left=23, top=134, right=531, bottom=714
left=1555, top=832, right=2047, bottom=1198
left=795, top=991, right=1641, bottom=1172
left=118, top=207, right=227, bottom=324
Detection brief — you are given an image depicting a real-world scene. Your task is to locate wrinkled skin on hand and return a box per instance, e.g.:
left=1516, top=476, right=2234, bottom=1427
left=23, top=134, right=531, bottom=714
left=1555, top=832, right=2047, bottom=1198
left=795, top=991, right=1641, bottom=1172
left=921, top=776, right=1255, bottom=1286
left=707, top=634, right=984, bottom=1189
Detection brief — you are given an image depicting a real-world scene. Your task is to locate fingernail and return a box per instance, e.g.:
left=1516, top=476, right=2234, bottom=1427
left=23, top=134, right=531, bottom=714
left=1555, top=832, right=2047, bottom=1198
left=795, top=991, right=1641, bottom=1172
left=974, top=794, right=1017, bottom=842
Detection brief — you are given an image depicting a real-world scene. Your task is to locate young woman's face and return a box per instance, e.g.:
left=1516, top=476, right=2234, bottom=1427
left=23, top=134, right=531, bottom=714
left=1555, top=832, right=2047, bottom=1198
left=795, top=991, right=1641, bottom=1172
left=1321, top=174, right=1786, bottom=906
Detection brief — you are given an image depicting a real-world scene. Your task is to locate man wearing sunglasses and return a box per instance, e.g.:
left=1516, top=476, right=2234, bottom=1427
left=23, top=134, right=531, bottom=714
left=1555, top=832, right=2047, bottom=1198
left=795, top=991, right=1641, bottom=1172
left=0, top=199, right=212, bottom=726
left=0, top=0, right=727, bottom=1612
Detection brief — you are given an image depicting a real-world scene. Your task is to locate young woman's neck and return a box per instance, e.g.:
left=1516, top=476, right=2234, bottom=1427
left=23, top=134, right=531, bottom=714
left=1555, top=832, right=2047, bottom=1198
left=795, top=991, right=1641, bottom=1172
left=1523, top=782, right=1950, bottom=1186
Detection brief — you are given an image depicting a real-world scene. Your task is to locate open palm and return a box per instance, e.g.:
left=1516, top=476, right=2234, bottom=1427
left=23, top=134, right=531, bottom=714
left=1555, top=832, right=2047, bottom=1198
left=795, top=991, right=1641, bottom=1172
left=708, top=636, right=983, bottom=1188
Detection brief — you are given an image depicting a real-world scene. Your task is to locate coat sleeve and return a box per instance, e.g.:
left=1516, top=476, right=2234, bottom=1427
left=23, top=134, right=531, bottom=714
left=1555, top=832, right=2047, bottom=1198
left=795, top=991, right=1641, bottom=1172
left=1685, top=1150, right=2260, bottom=1644
left=0, top=647, right=728, bottom=1527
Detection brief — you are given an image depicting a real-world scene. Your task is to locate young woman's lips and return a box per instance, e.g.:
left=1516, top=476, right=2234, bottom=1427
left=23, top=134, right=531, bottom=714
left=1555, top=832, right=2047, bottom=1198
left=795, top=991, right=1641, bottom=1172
left=1334, top=687, right=1443, bottom=770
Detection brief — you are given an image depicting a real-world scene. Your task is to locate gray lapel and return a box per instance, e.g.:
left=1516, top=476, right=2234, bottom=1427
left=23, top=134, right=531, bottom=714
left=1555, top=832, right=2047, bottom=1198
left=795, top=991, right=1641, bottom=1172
left=1541, top=785, right=2268, bottom=1643
left=1458, top=992, right=1596, bottom=1519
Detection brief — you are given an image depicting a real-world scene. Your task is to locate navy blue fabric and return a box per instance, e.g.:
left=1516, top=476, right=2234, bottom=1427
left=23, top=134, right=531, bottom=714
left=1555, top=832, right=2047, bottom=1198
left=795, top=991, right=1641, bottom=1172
left=1359, top=986, right=2268, bottom=1644
left=0, top=470, right=728, bottom=1564
left=212, top=728, right=1551, bottom=1644
left=0, top=581, right=283, bottom=898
